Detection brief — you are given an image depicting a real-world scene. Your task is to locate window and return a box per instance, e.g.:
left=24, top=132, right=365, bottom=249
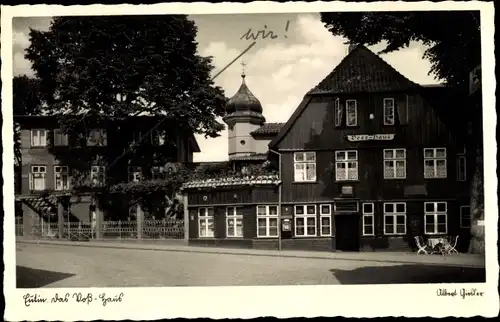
left=319, top=204, right=332, bottom=236
left=151, top=166, right=165, bottom=180
left=346, top=100, right=357, bottom=126
left=256, top=205, right=278, bottom=237
left=362, top=203, right=375, bottom=236
left=198, top=207, right=214, bottom=238
left=295, top=205, right=317, bottom=237
left=424, top=148, right=447, bottom=178
left=91, top=166, right=106, bottom=186
left=383, top=203, right=406, bottom=235
left=335, top=150, right=358, bottom=181
left=424, top=202, right=447, bottom=234
left=54, top=166, right=69, bottom=190
left=383, top=98, right=395, bottom=125
left=87, top=129, right=108, bottom=146
left=53, top=129, right=68, bottom=146
left=31, top=129, right=47, bottom=147
left=460, top=206, right=471, bottom=228
left=30, top=165, right=46, bottom=190
left=384, top=149, right=406, bottom=179
left=226, top=207, right=243, bottom=237
left=128, top=166, right=142, bottom=183
left=334, top=98, right=342, bottom=127
left=294, top=152, right=316, bottom=182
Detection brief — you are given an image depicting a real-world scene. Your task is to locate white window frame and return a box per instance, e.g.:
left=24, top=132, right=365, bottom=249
left=384, top=149, right=406, bottom=179
left=319, top=204, right=332, bottom=237
left=87, top=129, right=108, bottom=146
left=198, top=207, right=214, bottom=238
left=294, top=205, right=317, bottom=237
left=226, top=207, right=243, bottom=238
left=54, top=166, right=69, bottom=191
left=424, top=202, right=448, bottom=235
left=30, top=165, right=47, bottom=190
left=90, top=166, right=106, bottom=186
left=256, top=205, right=279, bottom=237
left=335, top=150, right=358, bottom=181
left=383, top=202, right=407, bottom=235
left=460, top=206, right=471, bottom=228
left=346, top=99, right=357, bottom=127
left=53, top=129, right=68, bottom=146
left=457, top=155, right=467, bottom=182
left=383, top=98, right=395, bottom=125
left=362, top=203, right=375, bottom=236
left=294, top=152, right=316, bottom=182
left=31, top=129, right=47, bottom=147
left=128, top=166, right=143, bottom=183
left=424, top=148, right=447, bottom=179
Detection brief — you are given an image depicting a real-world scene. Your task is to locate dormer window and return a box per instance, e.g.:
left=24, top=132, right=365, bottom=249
left=31, top=129, right=47, bottom=147
left=334, top=99, right=357, bottom=127
left=383, top=98, right=395, bottom=125
left=87, top=129, right=107, bottom=146
left=53, top=129, right=69, bottom=146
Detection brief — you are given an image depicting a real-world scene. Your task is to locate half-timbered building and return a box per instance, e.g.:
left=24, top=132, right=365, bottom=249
left=182, top=45, right=473, bottom=252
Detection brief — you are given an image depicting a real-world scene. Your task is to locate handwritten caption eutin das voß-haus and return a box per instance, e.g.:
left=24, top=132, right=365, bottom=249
left=23, top=292, right=124, bottom=307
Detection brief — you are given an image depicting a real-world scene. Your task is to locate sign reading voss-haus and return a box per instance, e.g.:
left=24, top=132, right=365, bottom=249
left=346, top=134, right=395, bottom=142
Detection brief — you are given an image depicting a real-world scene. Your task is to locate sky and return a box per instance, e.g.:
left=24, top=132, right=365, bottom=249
left=11, top=13, right=440, bottom=162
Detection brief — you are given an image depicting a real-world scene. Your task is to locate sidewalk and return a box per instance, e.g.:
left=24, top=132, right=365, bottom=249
left=17, top=239, right=485, bottom=268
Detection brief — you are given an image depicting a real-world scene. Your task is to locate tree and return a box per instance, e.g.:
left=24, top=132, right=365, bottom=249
left=25, top=15, right=227, bottom=138
left=13, top=75, right=43, bottom=194
left=320, top=11, right=484, bottom=254
left=24, top=16, right=228, bottom=219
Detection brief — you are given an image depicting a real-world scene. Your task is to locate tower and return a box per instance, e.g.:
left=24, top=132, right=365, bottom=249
left=223, top=63, right=266, bottom=158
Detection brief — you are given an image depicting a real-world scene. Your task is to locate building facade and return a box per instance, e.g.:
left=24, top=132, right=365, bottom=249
left=15, top=115, right=200, bottom=236
left=182, top=45, right=474, bottom=252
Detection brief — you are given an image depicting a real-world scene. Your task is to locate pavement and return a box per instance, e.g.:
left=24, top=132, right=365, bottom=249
left=17, top=238, right=485, bottom=268
left=16, top=241, right=486, bottom=287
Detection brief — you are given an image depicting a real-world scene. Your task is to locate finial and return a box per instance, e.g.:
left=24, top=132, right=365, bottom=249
left=241, top=60, right=246, bottom=80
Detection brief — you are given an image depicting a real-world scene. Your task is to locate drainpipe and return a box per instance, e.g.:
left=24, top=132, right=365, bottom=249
left=268, top=148, right=282, bottom=251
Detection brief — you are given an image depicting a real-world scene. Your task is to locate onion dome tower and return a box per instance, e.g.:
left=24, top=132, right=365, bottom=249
left=223, top=63, right=266, bottom=158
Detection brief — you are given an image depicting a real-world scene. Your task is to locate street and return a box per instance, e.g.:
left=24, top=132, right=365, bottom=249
left=16, top=243, right=485, bottom=287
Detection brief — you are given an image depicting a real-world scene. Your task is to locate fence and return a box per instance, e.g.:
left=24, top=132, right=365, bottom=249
left=23, top=219, right=184, bottom=240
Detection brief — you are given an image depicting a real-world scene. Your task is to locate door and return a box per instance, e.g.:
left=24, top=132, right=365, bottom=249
left=335, top=214, right=360, bottom=252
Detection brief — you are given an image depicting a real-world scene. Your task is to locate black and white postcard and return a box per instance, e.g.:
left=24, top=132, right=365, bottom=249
left=1, top=1, right=498, bottom=320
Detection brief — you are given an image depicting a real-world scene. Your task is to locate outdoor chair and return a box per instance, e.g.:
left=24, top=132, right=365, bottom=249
left=443, top=236, right=459, bottom=254
left=414, top=236, right=430, bottom=255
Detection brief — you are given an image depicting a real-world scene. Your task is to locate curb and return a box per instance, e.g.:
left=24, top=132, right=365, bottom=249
left=17, top=240, right=486, bottom=268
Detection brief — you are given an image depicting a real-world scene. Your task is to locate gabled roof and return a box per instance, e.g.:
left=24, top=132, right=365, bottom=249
left=270, top=46, right=423, bottom=149
left=268, top=96, right=313, bottom=149
left=308, top=45, right=420, bottom=94
left=250, top=122, right=285, bottom=137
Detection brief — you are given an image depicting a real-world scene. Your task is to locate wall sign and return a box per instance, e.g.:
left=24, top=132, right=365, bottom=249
left=346, top=134, right=395, bottom=142
left=202, top=196, right=208, bottom=201
left=341, top=186, right=353, bottom=195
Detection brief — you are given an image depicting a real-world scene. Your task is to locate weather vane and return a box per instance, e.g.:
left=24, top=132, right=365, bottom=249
left=241, top=60, right=247, bottom=78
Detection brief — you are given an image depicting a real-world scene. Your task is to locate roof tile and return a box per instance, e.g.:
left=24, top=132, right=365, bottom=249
left=308, top=45, right=419, bottom=94
left=250, top=122, right=285, bottom=136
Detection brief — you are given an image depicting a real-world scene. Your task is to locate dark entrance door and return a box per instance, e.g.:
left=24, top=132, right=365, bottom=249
left=335, top=214, right=360, bottom=252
